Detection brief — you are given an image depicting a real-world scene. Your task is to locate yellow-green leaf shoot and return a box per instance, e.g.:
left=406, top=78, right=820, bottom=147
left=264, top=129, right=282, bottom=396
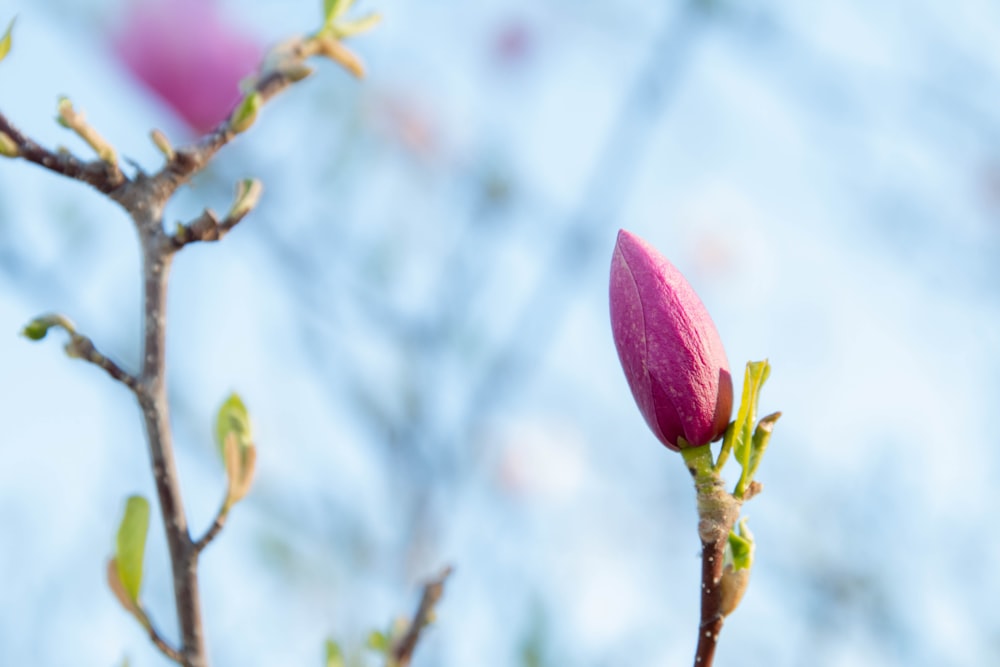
left=0, top=17, right=15, bottom=64
left=115, top=496, right=150, bottom=602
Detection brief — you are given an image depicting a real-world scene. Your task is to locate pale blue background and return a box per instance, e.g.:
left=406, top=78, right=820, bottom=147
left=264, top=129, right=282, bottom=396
left=1, top=1, right=999, bottom=665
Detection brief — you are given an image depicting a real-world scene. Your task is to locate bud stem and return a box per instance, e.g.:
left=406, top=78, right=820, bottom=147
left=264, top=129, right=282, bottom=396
left=680, top=445, right=743, bottom=667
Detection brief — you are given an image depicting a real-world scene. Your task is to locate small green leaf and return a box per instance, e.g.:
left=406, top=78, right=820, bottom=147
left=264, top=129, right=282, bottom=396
left=0, top=17, right=15, bottom=64
left=331, top=12, right=382, bottom=39
left=324, top=639, right=344, bottom=667
left=732, top=360, right=771, bottom=496
left=216, top=392, right=252, bottom=460
left=115, top=496, right=150, bottom=602
left=366, top=629, right=390, bottom=654
left=746, top=411, right=781, bottom=483
left=324, top=0, right=353, bottom=25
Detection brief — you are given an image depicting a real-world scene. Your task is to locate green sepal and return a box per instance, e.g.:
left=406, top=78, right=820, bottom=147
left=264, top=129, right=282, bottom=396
left=0, top=16, right=15, bottom=64
left=215, top=392, right=252, bottom=460
left=115, top=495, right=150, bottom=602
left=325, top=639, right=344, bottom=667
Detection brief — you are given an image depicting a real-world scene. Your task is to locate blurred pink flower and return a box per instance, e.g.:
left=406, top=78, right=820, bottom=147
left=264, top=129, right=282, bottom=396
left=609, top=229, right=733, bottom=451
left=113, top=0, right=262, bottom=134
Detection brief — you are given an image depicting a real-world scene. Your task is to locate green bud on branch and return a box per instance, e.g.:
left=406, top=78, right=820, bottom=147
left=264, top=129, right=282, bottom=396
left=227, top=178, right=263, bottom=221
left=56, top=96, right=118, bottom=165
left=150, top=129, right=174, bottom=161
left=0, top=131, right=18, bottom=157
left=20, top=313, right=76, bottom=341
left=229, top=91, right=262, bottom=134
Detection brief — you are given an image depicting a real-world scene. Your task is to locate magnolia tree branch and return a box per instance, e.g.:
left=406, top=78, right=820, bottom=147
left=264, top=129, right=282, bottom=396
left=391, top=566, right=453, bottom=667
left=683, top=448, right=742, bottom=667
left=5, top=48, right=327, bottom=667
left=0, top=111, right=126, bottom=193
left=191, top=500, right=232, bottom=556
left=6, top=8, right=384, bottom=665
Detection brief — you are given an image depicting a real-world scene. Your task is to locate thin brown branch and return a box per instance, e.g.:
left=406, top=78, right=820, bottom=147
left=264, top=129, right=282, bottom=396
left=172, top=178, right=261, bottom=248
left=0, top=111, right=127, bottom=193
left=151, top=64, right=302, bottom=198
left=682, top=446, right=742, bottom=667
left=191, top=501, right=231, bottom=556
left=147, top=616, right=185, bottom=664
left=694, top=537, right=726, bottom=667
left=134, top=230, right=207, bottom=667
left=65, top=334, right=139, bottom=392
left=391, top=566, right=453, bottom=667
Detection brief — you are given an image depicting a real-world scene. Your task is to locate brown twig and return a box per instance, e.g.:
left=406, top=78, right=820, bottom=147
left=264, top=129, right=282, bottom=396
left=191, top=501, right=231, bottom=556
left=391, top=566, right=453, bottom=667
left=0, top=111, right=126, bottom=193
left=683, top=447, right=741, bottom=667
left=64, top=334, right=139, bottom=392
left=147, top=617, right=185, bottom=664
left=173, top=179, right=263, bottom=247
left=694, top=538, right=727, bottom=666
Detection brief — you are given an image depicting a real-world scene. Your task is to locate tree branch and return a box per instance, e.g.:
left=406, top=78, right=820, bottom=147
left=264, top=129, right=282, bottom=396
left=391, top=566, right=453, bottom=667
left=682, top=446, right=741, bottom=667
left=146, top=616, right=185, bottom=665
left=694, top=537, right=726, bottom=666
left=0, top=111, right=127, bottom=193
left=133, top=223, right=207, bottom=667
left=191, top=500, right=231, bottom=556
left=64, top=333, right=139, bottom=392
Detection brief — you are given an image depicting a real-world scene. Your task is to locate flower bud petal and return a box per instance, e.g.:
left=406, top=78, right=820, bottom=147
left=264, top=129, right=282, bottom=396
left=609, top=229, right=733, bottom=450
left=113, top=0, right=263, bottom=135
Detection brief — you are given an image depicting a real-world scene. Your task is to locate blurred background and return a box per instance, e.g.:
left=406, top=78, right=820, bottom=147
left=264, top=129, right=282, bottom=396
left=2, top=0, right=999, bottom=665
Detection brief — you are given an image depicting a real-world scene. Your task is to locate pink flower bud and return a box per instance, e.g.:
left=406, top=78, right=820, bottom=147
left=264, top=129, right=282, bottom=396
left=113, top=0, right=263, bottom=135
left=610, top=229, right=733, bottom=451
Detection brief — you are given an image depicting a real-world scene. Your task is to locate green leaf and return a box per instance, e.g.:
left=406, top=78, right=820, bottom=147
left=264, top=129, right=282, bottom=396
left=0, top=17, right=15, bottom=64
left=746, top=411, right=781, bottom=483
left=115, top=496, right=150, bottom=602
left=331, top=12, right=382, bottom=39
left=325, top=639, right=344, bottom=667
left=366, top=629, right=390, bottom=654
left=216, top=392, right=252, bottom=460
left=732, top=360, right=770, bottom=497
left=324, top=0, right=353, bottom=25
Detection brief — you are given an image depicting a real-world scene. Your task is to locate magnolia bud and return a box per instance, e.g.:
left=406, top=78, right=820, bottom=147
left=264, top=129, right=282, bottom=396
left=609, top=229, right=733, bottom=450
